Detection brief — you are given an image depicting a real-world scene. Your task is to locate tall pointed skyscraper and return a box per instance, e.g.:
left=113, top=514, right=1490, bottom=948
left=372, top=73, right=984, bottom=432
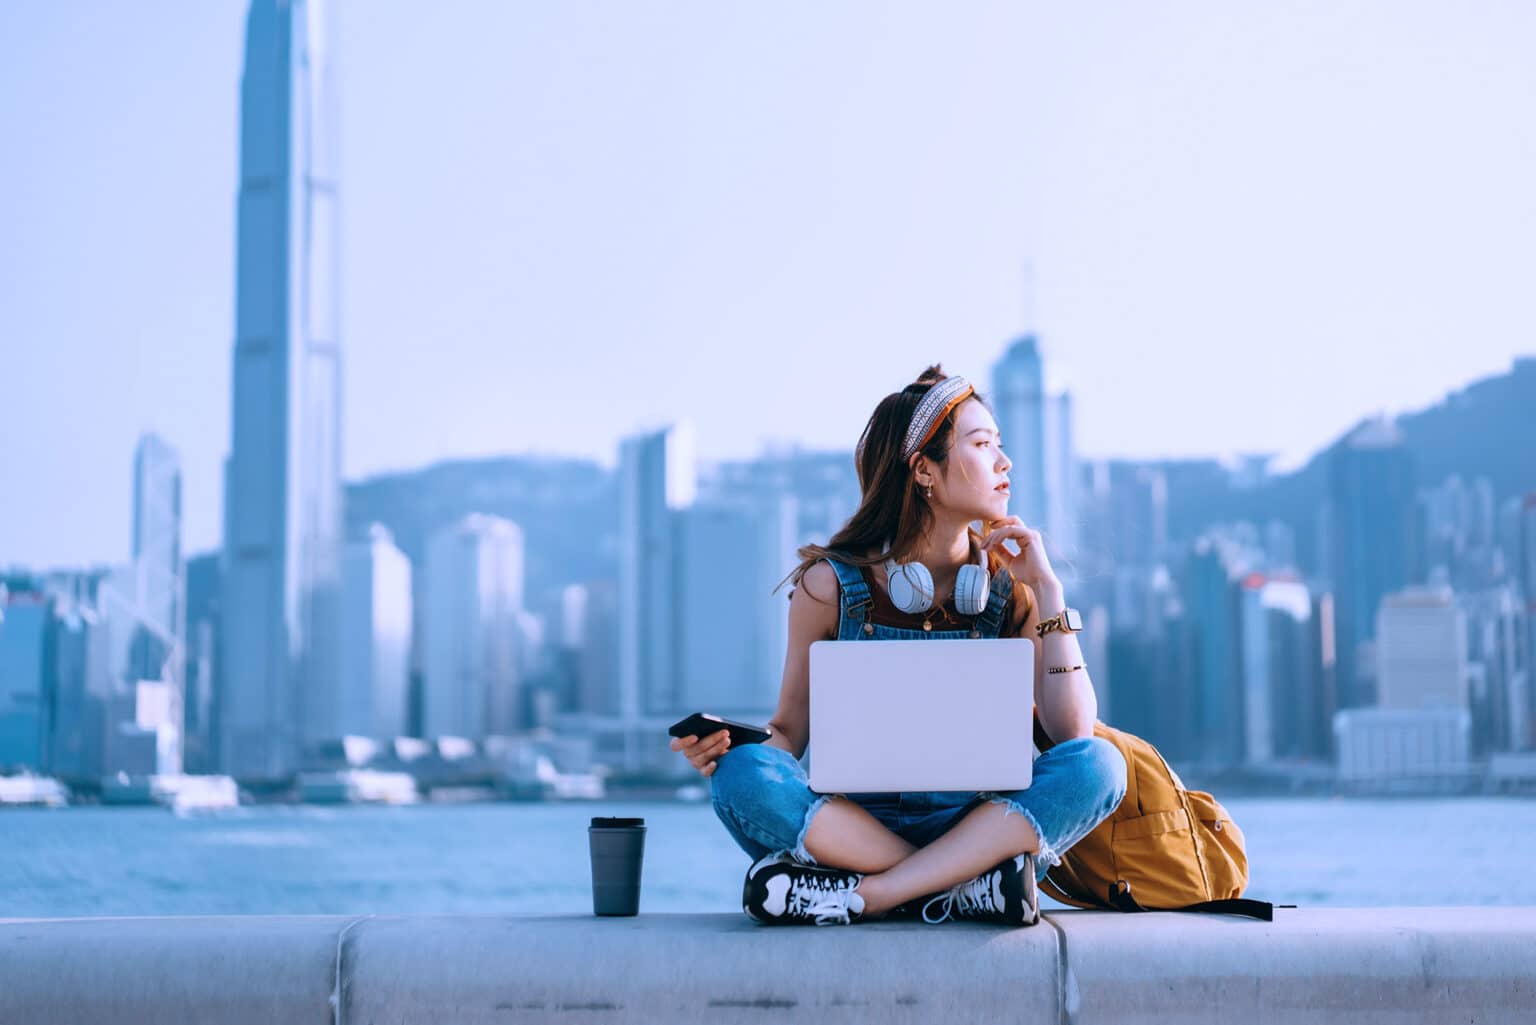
left=220, top=0, right=342, bottom=781
left=991, top=335, right=1077, bottom=560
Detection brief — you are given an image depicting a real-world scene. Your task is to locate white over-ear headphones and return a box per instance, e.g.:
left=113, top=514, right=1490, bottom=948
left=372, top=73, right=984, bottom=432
left=883, top=540, right=991, bottom=617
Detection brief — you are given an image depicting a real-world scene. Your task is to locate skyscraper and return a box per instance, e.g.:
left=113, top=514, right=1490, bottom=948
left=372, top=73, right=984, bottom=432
left=618, top=423, right=696, bottom=722
left=338, top=525, right=412, bottom=739
left=128, top=433, right=183, bottom=767
left=48, top=603, right=113, bottom=782
left=675, top=492, right=797, bottom=717
left=1238, top=574, right=1314, bottom=765
left=423, top=515, right=525, bottom=739
left=129, top=433, right=182, bottom=665
left=1375, top=587, right=1467, bottom=711
left=183, top=553, right=222, bottom=773
left=220, top=0, right=342, bottom=781
left=0, top=588, right=52, bottom=770
left=1179, top=536, right=1246, bottom=769
left=1520, top=495, right=1536, bottom=748
left=991, top=336, right=1077, bottom=559
left=1325, top=417, right=1416, bottom=709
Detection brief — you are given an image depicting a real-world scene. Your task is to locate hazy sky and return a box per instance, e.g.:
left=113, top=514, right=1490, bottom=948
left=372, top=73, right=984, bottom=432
left=3, top=1, right=1534, bottom=567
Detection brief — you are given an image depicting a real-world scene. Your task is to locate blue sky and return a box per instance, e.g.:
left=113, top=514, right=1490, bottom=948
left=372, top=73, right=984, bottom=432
left=3, top=1, right=1534, bottom=566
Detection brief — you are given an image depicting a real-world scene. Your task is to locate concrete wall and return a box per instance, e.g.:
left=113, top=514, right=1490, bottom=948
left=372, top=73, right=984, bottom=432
left=1, top=909, right=1532, bottom=1024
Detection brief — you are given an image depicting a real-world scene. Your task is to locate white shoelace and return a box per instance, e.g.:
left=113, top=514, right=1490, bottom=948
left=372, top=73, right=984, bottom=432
left=921, top=870, right=1000, bottom=924
left=787, top=873, right=858, bottom=925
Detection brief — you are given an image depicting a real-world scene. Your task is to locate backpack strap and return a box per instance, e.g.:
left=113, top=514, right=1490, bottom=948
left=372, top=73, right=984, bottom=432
left=1039, top=862, right=1099, bottom=909
left=1106, top=880, right=1288, bottom=922
left=972, top=567, right=1014, bottom=639
left=824, top=558, right=874, bottom=641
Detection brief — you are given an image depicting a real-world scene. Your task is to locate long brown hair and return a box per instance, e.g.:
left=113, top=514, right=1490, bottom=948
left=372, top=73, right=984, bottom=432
left=781, top=364, right=1007, bottom=596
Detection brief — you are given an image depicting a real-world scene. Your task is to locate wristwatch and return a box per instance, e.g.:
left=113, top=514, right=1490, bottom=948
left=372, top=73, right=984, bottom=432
left=1035, top=607, right=1083, bottom=639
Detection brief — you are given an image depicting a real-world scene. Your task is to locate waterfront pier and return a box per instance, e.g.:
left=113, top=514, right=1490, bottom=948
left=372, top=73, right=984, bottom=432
left=2, top=908, right=1532, bottom=1023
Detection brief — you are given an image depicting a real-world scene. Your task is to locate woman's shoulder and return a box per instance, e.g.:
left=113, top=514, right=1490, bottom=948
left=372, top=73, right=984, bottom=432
left=796, top=560, right=842, bottom=606
left=789, top=561, right=843, bottom=642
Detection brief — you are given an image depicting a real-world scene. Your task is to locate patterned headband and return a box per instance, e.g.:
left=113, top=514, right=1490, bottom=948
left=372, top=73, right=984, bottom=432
left=901, top=376, right=975, bottom=461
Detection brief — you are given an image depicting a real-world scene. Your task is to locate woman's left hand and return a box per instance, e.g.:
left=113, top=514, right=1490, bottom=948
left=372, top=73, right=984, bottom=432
left=980, top=516, right=1059, bottom=594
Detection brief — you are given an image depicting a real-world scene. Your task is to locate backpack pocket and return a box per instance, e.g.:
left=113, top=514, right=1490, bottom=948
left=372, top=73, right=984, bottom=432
left=1109, top=807, right=1209, bottom=908
left=1185, top=789, right=1249, bottom=899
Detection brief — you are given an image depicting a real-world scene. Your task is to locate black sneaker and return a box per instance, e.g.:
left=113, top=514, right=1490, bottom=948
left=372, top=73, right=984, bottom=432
left=743, top=851, right=865, bottom=926
left=920, top=853, right=1039, bottom=926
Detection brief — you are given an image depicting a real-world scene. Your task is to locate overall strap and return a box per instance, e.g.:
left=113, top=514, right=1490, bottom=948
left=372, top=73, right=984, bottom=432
left=824, top=558, right=874, bottom=640
left=972, top=567, right=1015, bottom=639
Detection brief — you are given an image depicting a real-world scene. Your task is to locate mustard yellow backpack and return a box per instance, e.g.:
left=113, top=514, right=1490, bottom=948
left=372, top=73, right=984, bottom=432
left=1032, top=717, right=1279, bottom=920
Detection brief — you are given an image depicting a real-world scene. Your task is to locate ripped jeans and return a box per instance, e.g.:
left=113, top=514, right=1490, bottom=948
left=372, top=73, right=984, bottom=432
left=709, top=737, right=1127, bottom=884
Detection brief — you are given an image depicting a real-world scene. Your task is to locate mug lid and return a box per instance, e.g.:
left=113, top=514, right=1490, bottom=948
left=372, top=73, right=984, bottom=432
left=590, top=816, right=645, bottom=828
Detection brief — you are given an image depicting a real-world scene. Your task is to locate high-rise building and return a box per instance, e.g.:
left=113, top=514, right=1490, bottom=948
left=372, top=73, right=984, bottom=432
left=1521, top=495, right=1536, bottom=607
left=1519, top=496, right=1536, bottom=749
left=1326, top=417, right=1416, bottom=708
left=1375, top=586, right=1467, bottom=711
left=183, top=553, right=221, bottom=772
left=337, top=526, right=413, bottom=739
left=573, top=580, right=620, bottom=720
left=1305, top=591, right=1339, bottom=761
left=129, top=433, right=183, bottom=680
left=618, top=424, right=696, bottom=723
left=675, top=494, right=797, bottom=718
left=423, top=515, right=525, bottom=739
left=991, top=336, right=1076, bottom=558
left=47, top=602, right=114, bottom=782
left=1238, top=575, right=1314, bottom=765
left=220, top=0, right=343, bottom=781
left=1179, top=536, right=1246, bottom=768
left=1104, top=568, right=1196, bottom=761
left=1461, top=585, right=1527, bottom=754
left=127, top=433, right=184, bottom=772
left=0, top=588, right=52, bottom=770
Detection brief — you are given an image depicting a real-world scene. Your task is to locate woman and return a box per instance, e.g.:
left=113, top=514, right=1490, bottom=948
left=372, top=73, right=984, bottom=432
left=670, top=366, right=1127, bottom=926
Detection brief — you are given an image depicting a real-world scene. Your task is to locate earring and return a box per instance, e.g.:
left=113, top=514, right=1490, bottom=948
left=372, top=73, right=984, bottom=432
left=925, top=484, right=934, bottom=499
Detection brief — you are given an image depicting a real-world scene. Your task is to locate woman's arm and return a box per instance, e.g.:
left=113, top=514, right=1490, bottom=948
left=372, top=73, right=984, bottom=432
left=984, top=518, right=1098, bottom=745
left=1023, top=580, right=1098, bottom=744
left=764, top=560, right=841, bottom=760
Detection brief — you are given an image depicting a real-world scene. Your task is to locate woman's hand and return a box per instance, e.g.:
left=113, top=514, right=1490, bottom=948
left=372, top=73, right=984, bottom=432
left=980, top=516, right=1060, bottom=594
left=670, top=729, right=731, bottom=778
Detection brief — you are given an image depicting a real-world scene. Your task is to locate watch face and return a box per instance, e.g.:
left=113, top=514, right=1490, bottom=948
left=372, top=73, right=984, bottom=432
left=1063, top=608, right=1084, bottom=632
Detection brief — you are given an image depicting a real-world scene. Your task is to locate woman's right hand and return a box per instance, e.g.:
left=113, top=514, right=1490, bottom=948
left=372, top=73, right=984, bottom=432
left=670, top=729, right=731, bottom=778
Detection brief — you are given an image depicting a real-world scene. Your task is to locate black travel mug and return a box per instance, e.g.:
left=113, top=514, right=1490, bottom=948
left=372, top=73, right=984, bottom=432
left=589, top=816, right=646, bottom=916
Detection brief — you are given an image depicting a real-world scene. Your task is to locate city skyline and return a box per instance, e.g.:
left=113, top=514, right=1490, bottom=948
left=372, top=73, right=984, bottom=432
left=5, top=1, right=1536, bottom=567
left=2, top=352, right=1526, bottom=575
left=6, top=355, right=1535, bottom=784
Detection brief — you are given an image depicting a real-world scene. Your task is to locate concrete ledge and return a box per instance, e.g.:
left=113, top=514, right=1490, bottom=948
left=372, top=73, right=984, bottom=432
left=1055, top=907, right=1536, bottom=1024
left=2, top=909, right=1533, bottom=1024
left=0, top=916, right=348, bottom=1025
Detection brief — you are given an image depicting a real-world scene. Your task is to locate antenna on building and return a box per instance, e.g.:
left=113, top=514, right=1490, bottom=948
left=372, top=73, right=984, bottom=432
left=1021, top=260, right=1038, bottom=334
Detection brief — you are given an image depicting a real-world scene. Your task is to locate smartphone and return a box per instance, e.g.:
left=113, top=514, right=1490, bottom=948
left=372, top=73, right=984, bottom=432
left=667, top=712, right=772, bottom=747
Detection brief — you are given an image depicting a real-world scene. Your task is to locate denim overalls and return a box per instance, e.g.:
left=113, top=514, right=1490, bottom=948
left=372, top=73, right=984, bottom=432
left=709, top=558, right=1128, bottom=884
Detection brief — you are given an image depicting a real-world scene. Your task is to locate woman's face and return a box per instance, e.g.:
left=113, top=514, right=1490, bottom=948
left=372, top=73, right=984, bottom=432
left=932, top=398, right=1012, bottom=521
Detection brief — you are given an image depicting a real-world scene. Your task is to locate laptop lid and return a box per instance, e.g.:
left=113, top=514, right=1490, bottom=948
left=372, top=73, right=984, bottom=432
left=807, top=638, right=1034, bottom=794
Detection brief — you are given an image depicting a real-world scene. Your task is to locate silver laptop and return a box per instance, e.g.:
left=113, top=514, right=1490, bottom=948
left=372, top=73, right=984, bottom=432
left=807, top=638, right=1035, bottom=793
